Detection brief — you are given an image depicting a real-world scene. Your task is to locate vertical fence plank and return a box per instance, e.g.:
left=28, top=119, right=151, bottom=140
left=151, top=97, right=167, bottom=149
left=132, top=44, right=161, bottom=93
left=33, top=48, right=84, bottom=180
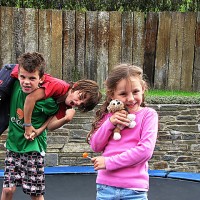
left=24, top=8, right=38, bottom=52
left=167, top=12, right=184, bottom=90
left=85, top=11, right=98, bottom=81
left=0, top=6, right=0, bottom=67
left=154, top=12, right=171, bottom=89
left=109, top=11, right=122, bottom=71
left=97, top=11, right=109, bottom=89
left=76, top=11, right=86, bottom=79
left=193, top=12, right=200, bottom=91
left=63, top=10, right=75, bottom=82
left=13, top=8, right=25, bottom=61
left=0, top=7, right=14, bottom=66
left=132, top=12, right=145, bottom=68
left=121, top=12, right=133, bottom=64
left=50, top=10, right=62, bottom=79
left=39, top=9, right=52, bottom=73
left=181, top=12, right=196, bottom=91
left=143, top=12, right=158, bottom=87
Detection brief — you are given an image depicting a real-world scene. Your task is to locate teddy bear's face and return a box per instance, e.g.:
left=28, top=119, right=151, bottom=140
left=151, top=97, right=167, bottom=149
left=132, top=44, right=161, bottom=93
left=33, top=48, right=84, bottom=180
left=107, top=99, right=125, bottom=113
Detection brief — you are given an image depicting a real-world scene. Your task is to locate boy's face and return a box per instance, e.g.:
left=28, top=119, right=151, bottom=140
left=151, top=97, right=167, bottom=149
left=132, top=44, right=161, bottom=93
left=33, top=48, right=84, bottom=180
left=65, top=90, right=88, bottom=108
left=18, top=67, right=44, bottom=94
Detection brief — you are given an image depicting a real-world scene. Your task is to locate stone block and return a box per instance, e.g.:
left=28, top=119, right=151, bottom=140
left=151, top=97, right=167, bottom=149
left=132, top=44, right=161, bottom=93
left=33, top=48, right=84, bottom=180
left=45, top=153, right=58, bottom=166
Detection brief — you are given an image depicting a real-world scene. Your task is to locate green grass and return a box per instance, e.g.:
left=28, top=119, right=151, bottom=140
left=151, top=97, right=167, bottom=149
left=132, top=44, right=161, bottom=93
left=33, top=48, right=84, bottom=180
left=100, top=89, right=200, bottom=104
left=145, top=90, right=200, bottom=104
left=146, top=90, right=200, bottom=97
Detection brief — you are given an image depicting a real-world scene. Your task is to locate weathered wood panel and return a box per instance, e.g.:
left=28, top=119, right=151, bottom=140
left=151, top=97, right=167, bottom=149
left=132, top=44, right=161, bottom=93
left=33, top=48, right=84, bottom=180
left=75, top=12, right=86, bottom=79
left=50, top=10, right=62, bottom=79
left=121, top=12, right=133, bottom=64
left=0, top=6, right=0, bottom=67
left=143, top=12, right=158, bottom=87
left=13, top=8, right=25, bottom=61
left=132, top=12, right=145, bottom=68
left=24, top=8, right=38, bottom=52
left=154, top=12, right=171, bottom=89
left=63, top=10, right=76, bottom=82
left=193, top=12, right=200, bottom=91
left=85, top=11, right=98, bottom=81
left=0, top=7, right=14, bottom=66
left=39, top=9, right=52, bottom=73
left=181, top=12, right=196, bottom=91
left=108, top=11, right=121, bottom=71
left=97, top=11, right=109, bottom=89
left=0, top=7, right=199, bottom=92
left=168, top=12, right=184, bottom=90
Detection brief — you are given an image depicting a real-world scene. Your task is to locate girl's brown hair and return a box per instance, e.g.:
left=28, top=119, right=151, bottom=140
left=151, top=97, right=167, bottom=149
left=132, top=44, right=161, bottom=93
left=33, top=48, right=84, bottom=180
left=86, top=63, right=148, bottom=143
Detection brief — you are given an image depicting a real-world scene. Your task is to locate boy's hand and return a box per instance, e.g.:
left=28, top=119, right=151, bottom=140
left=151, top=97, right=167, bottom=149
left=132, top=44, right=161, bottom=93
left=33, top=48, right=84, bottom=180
left=24, top=130, right=38, bottom=141
left=24, top=126, right=36, bottom=140
left=64, top=108, right=76, bottom=122
left=28, top=131, right=38, bottom=141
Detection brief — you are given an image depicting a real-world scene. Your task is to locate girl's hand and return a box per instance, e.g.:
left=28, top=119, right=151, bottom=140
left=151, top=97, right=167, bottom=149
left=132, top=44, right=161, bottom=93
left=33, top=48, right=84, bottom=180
left=109, top=110, right=130, bottom=126
left=64, top=108, right=76, bottom=122
left=91, top=156, right=106, bottom=170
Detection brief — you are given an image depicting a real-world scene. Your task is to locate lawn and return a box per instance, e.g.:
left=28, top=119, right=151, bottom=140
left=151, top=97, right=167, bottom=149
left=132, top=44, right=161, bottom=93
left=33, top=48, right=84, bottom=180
left=146, top=90, right=200, bottom=97
left=146, top=90, right=200, bottom=104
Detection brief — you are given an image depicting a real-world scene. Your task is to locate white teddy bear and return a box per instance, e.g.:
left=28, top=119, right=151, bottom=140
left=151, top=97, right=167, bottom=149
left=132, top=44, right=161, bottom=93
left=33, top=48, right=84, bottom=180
left=107, top=99, right=136, bottom=140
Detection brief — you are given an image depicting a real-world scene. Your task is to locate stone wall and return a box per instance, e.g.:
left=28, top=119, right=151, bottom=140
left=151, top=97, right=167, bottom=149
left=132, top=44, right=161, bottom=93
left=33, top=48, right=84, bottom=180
left=150, top=104, right=200, bottom=172
left=0, top=104, right=200, bottom=172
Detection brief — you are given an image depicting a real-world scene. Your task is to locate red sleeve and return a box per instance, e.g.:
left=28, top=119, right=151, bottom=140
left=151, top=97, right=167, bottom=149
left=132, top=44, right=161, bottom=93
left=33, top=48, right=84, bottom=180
left=55, top=103, right=67, bottom=119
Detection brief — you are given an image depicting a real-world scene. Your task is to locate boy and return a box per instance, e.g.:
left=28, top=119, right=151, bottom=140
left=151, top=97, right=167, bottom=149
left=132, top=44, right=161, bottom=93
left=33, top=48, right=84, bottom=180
left=1, top=52, right=59, bottom=200
left=10, top=62, right=102, bottom=139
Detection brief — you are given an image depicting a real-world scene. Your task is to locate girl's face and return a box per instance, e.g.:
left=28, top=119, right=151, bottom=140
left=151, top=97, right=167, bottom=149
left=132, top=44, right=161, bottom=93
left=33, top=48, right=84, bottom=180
left=111, top=77, right=144, bottom=113
left=65, top=90, right=87, bottom=108
left=18, top=67, right=43, bottom=94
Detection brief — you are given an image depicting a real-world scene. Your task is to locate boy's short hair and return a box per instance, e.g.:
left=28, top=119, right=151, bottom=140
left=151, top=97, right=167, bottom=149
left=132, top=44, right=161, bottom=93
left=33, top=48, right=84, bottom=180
left=17, top=52, right=46, bottom=78
left=72, top=80, right=102, bottom=112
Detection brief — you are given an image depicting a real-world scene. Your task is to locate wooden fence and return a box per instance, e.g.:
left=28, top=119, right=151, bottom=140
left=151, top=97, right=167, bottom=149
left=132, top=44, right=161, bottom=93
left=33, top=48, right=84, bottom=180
left=0, top=7, right=200, bottom=91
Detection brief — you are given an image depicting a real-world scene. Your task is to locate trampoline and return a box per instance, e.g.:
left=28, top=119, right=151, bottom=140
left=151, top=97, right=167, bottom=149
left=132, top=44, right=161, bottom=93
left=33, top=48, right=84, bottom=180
left=0, top=166, right=199, bottom=200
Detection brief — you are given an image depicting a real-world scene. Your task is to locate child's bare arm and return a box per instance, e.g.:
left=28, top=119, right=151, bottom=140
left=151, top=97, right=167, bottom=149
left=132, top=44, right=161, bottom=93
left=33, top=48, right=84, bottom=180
left=27, top=116, right=53, bottom=141
left=47, top=108, right=76, bottom=131
left=24, top=88, right=46, bottom=138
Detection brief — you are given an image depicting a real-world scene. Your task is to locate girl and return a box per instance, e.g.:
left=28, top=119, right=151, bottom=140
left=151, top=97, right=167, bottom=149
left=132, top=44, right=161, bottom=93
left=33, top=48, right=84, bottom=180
left=87, top=64, right=158, bottom=200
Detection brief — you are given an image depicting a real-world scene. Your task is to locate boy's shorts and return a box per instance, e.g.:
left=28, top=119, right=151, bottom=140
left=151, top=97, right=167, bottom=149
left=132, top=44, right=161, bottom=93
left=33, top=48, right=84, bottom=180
left=3, top=150, right=45, bottom=196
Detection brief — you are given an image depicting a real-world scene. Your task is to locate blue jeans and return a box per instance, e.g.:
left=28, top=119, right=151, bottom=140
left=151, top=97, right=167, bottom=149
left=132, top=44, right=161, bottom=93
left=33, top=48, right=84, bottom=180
left=96, top=184, right=148, bottom=200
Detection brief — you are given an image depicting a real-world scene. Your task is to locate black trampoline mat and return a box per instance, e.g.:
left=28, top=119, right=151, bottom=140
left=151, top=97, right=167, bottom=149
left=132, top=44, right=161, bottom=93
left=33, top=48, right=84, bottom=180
left=149, top=177, right=200, bottom=200
left=0, top=174, right=200, bottom=200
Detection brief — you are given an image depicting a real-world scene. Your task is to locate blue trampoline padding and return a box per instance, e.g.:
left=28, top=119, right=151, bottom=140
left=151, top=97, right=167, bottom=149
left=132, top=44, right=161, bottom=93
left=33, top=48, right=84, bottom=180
left=0, top=170, right=3, bottom=177
left=167, top=171, right=200, bottom=181
left=45, top=166, right=96, bottom=174
left=148, top=170, right=167, bottom=177
left=148, top=170, right=200, bottom=182
left=0, top=167, right=200, bottom=182
left=0, top=166, right=97, bottom=177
